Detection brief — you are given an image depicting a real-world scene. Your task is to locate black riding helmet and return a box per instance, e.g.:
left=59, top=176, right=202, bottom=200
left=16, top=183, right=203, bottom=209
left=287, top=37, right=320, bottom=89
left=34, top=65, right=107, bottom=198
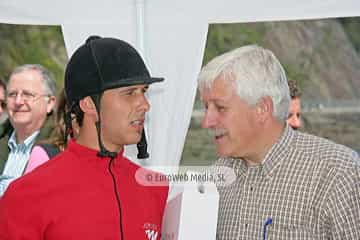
left=64, top=36, right=164, bottom=158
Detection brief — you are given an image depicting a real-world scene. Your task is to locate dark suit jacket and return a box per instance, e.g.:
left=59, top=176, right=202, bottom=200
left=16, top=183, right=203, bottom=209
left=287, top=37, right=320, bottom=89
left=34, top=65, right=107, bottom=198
left=0, top=118, right=54, bottom=173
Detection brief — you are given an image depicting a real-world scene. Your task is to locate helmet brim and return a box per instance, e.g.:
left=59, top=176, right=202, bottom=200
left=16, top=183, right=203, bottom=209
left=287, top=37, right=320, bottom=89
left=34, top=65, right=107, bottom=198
left=103, top=76, right=164, bottom=90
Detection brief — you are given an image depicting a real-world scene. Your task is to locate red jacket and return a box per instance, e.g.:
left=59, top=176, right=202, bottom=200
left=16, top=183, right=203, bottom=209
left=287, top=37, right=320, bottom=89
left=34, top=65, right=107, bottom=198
left=0, top=140, right=168, bottom=240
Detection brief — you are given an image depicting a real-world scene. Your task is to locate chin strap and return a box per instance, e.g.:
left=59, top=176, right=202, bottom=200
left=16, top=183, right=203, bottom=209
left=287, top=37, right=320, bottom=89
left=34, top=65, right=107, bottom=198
left=137, top=129, right=149, bottom=159
left=95, top=121, right=118, bottom=158
left=90, top=94, right=118, bottom=158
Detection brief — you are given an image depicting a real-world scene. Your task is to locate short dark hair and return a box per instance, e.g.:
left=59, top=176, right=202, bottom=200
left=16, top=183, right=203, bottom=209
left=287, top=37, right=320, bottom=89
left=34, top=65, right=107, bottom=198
left=288, top=79, right=301, bottom=99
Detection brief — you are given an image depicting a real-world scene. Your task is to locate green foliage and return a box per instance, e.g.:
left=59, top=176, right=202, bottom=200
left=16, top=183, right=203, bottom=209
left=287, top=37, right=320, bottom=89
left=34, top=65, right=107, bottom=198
left=0, top=24, right=67, bottom=90
left=203, top=23, right=265, bottom=65
left=339, top=17, right=360, bottom=53
left=282, top=64, right=307, bottom=89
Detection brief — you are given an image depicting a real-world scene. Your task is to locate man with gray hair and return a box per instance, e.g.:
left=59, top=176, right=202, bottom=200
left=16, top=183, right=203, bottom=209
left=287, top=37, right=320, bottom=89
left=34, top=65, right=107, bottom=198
left=0, top=64, right=56, bottom=196
left=199, top=45, right=360, bottom=239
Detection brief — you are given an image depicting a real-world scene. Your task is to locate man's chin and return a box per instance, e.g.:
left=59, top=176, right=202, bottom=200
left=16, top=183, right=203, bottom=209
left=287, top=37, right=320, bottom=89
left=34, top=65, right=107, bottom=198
left=125, top=135, right=142, bottom=145
left=215, top=147, right=230, bottom=158
left=11, top=119, right=31, bottom=128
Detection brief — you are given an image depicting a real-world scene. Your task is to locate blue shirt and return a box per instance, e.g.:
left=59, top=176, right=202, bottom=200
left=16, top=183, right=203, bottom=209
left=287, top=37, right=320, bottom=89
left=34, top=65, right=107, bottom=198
left=0, top=130, right=39, bottom=196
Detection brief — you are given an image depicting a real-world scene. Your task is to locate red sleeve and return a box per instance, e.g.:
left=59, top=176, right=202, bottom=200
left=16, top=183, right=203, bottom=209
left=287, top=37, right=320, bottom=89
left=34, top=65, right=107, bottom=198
left=0, top=182, right=43, bottom=239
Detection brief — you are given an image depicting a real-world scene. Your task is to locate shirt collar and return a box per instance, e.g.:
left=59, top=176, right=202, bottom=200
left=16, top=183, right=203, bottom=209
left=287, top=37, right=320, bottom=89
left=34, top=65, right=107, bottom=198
left=231, top=124, right=295, bottom=178
left=66, top=139, right=125, bottom=167
left=260, top=124, right=294, bottom=178
left=8, top=130, right=40, bottom=151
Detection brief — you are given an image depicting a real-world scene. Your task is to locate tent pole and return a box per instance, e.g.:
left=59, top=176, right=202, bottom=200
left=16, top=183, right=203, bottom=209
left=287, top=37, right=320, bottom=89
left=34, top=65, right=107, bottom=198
left=135, top=0, right=145, bottom=57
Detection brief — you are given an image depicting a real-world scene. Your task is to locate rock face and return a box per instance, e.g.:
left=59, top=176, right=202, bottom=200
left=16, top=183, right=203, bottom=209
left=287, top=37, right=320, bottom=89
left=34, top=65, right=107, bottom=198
left=262, top=20, right=360, bottom=100
left=204, top=19, right=360, bottom=101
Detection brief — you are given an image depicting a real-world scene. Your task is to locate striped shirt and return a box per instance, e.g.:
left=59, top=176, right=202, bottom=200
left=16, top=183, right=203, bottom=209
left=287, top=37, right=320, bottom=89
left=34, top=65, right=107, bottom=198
left=215, top=125, right=360, bottom=240
left=0, top=130, right=39, bottom=196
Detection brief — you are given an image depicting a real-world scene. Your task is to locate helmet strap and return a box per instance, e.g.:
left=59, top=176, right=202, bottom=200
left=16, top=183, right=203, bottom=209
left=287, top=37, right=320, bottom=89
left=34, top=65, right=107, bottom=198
left=90, top=94, right=117, bottom=158
left=137, top=129, right=149, bottom=159
left=64, top=103, right=75, bottom=143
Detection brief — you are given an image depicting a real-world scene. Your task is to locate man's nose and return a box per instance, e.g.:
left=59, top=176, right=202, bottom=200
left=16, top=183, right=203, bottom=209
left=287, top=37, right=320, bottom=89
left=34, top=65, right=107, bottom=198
left=288, top=116, right=301, bottom=129
left=201, top=108, right=217, bottom=129
left=293, top=117, right=301, bottom=128
left=138, top=93, right=150, bottom=112
left=14, top=93, right=25, bottom=105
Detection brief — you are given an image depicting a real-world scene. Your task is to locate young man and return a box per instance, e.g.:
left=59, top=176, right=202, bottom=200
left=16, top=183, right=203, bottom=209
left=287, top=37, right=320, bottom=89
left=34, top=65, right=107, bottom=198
left=0, top=36, right=168, bottom=240
left=0, top=65, right=56, bottom=196
left=287, top=79, right=302, bottom=130
left=199, top=45, right=360, bottom=239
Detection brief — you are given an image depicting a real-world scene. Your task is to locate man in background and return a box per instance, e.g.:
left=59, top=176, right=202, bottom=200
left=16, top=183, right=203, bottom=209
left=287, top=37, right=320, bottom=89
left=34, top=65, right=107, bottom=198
left=0, top=77, right=11, bottom=158
left=0, top=78, right=6, bottom=118
left=0, top=77, right=12, bottom=158
left=199, top=45, right=360, bottom=239
left=0, top=64, right=56, bottom=196
left=287, top=79, right=302, bottom=130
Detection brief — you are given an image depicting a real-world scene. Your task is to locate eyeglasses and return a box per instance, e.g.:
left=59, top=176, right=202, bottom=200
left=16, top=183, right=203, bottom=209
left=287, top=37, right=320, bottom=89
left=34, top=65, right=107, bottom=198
left=7, top=90, right=50, bottom=103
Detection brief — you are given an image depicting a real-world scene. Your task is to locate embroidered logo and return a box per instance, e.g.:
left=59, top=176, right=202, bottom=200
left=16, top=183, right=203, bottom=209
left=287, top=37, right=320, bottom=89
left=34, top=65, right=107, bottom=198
left=145, top=229, right=158, bottom=240
left=143, top=223, right=159, bottom=240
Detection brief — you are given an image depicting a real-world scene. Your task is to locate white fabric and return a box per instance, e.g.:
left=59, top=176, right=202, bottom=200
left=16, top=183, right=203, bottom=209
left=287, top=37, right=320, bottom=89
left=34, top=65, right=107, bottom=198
left=1, top=0, right=360, bottom=24
left=1, top=0, right=359, bottom=168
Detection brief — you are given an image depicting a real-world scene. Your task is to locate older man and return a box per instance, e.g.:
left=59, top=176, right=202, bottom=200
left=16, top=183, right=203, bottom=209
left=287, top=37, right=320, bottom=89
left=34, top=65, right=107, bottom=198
left=0, top=64, right=56, bottom=196
left=199, top=45, right=360, bottom=239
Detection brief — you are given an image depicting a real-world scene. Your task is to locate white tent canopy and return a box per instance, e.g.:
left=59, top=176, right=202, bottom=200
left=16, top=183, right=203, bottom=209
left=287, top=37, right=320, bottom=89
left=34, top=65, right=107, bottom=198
left=1, top=0, right=359, bottom=168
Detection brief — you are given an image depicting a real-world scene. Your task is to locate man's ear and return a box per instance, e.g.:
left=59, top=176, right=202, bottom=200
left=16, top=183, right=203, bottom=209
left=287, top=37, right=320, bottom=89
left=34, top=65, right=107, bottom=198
left=46, top=95, right=56, bottom=114
left=79, top=97, right=97, bottom=115
left=255, top=96, right=274, bottom=123
left=79, top=97, right=99, bottom=122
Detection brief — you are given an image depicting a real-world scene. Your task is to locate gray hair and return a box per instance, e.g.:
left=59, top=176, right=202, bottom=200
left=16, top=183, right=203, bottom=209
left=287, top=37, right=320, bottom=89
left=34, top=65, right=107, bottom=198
left=8, top=64, right=57, bottom=96
left=198, top=45, right=290, bottom=121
